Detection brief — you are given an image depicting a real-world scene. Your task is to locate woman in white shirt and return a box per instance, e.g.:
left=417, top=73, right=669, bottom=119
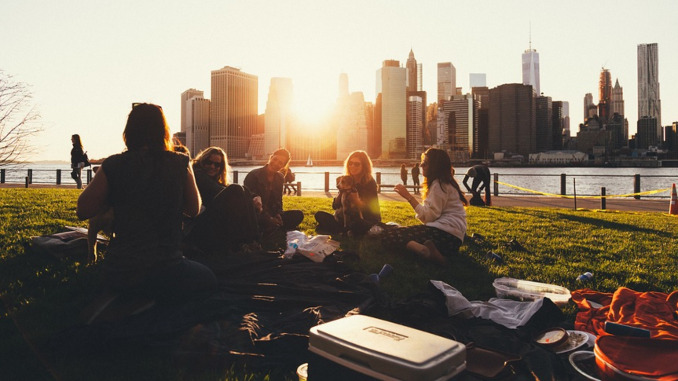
left=388, top=148, right=468, bottom=264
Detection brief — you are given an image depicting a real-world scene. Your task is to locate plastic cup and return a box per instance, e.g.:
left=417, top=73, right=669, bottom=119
left=297, top=363, right=308, bottom=381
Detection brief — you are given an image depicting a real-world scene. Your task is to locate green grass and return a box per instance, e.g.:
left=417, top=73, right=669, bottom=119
left=2, top=189, right=678, bottom=380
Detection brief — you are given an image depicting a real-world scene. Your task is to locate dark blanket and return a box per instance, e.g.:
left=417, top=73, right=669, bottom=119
left=56, top=250, right=574, bottom=379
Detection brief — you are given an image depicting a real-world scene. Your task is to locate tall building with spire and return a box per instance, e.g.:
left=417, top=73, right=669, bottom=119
left=637, top=43, right=661, bottom=141
left=210, top=66, right=258, bottom=158
left=437, top=62, right=456, bottom=102
left=522, top=35, right=540, bottom=96
left=264, top=77, right=293, bottom=156
left=598, top=68, right=612, bottom=122
left=611, top=79, right=624, bottom=117
left=406, top=49, right=418, bottom=93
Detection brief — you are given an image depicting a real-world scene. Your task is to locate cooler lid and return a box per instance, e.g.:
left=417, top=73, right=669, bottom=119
left=310, top=315, right=463, bottom=366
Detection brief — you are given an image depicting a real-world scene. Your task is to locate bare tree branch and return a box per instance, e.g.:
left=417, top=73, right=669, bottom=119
left=0, top=70, right=42, bottom=166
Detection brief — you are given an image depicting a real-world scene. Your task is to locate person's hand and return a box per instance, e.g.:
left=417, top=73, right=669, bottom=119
left=252, top=196, right=263, bottom=213
left=394, top=184, right=411, bottom=200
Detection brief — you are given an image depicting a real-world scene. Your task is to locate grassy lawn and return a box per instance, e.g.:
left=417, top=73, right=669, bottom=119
left=1, top=189, right=677, bottom=380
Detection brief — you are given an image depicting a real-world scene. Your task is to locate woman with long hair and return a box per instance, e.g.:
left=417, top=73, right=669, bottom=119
left=185, top=146, right=261, bottom=254
left=70, top=134, right=85, bottom=189
left=77, top=103, right=216, bottom=314
left=314, top=150, right=381, bottom=235
left=386, top=148, right=468, bottom=264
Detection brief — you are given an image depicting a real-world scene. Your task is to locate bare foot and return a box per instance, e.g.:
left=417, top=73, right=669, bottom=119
left=424, top=240, right=447, bottom=265
left=406, top=241, right=430, bottom=259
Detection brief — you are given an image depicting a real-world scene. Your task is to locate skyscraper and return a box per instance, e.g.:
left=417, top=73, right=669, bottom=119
left=611, top=79, right=624, bottom=117
left=637, top=43, right=661, bottom=141
left=584, top=93, right=595, bottom=120
left=522, top=43, right=540, bottom=96
left=489, top=84, right=536, bottom=158
left=264, top=77, right=293, bottom=156
left=598, top=68, right=612, bottom=122
left=376, top=60, right=407, bottom=159
left=406, top=95, right=423, bottom=159
left=437, top=62, right=456, bottom=102
left=336, top=74, right=368, bottom=158
left=406, top=49, right=418, bottom=93
left=181, top=88, right=204, bottom=132
left=447, top=94, right=476, bottom=163
left=210, top=66, right=258, bottom=159
left=185, top=96, right=210, bottom=156
left=536, top=95, right=552, bottom=152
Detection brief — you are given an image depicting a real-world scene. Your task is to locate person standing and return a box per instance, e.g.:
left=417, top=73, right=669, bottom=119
left=70, top=134, right=86, bottom=189
left=411, top=163, right=420, bottom=194
left=244, top=148, right=304, bottom=235
left=386, top=148, right=468, bottom=265
left=400, top=163, right=408, bottom=186
left=314, top=150, right=381, bottom=235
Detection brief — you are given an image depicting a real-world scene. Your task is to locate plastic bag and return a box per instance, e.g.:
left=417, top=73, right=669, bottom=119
left=285, top=230, right=307, bottom=259
left=298, top=235, right=339, bottom=263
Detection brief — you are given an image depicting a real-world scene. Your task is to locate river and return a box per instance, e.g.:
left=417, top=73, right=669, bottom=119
left=2, top=163, right=676, bottom=198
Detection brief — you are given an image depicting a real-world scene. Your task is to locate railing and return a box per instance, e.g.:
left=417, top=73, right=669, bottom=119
left=1, top=168, right=675, bottom=200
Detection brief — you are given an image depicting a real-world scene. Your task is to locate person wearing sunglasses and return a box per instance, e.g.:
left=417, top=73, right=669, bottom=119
left=77, top=103, right=216, bottom=313
left=314, top=150, right=381, bottom=235
left=385, top=148, right=468, bottom=265
left=244, top=148, right=304, bottom=236
left=184, top=146, right=261, bottom=254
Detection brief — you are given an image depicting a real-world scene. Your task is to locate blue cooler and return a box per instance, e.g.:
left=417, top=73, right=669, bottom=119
left=308, top=315, right=466, bottom=380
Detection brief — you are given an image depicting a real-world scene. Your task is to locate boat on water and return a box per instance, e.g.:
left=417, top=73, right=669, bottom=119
left=306, top=155, right=313, bottom=167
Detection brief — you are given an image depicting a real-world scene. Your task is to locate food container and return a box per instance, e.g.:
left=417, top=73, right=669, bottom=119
left=594, top=335, right=678, bottom=380
left=308, top=315, right=466, bottom=380
left=492, top=277, right=571, bottom=306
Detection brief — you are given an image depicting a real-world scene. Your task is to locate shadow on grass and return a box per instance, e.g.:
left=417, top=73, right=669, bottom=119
left=497, top=207, right=673, bottom=237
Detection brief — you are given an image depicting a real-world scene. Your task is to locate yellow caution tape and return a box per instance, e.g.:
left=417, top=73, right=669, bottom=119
left=494, top=181, right=671, bottom=199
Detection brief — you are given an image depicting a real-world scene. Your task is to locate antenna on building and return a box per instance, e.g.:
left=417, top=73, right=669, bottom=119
left=529, top=21, right=532, bottom=50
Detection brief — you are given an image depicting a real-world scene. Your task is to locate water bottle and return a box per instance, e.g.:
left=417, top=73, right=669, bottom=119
left=378, top=264, right=393, bottom=279
left=577, top=272, right=593, bottom=281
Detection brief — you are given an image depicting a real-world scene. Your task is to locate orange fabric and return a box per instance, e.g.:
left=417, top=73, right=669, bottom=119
left=572, top=287, right=678, bottom=340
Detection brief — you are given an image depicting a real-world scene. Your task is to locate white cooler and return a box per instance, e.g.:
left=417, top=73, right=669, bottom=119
left=308, top=315, right=466, bottom=381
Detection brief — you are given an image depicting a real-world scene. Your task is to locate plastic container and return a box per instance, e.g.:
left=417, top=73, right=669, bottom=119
left=296, top=363, right=307, bottom=381
left=492, top=277, right=571, bottom=306
left=308, top=315, right=466, bottom=381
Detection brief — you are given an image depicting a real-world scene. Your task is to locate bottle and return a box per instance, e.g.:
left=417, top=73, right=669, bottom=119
left=577, top=272, right=593, bottom=281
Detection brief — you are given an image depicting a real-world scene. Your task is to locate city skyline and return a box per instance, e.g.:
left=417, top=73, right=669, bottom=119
left=2, top=1, right=678, bottom=161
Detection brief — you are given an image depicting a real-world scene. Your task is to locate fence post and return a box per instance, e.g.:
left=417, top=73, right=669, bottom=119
left=601, top=187, right=606, bottom=210
left=634, top=174, right=641, bottom=200
left=56, top=169, right=61, bottom=185
left=86, top=169, right=92, bottom=184
left=28, top=169, right=33, bottom=184
left=233, top=170, right=238, bottom=184
left=561, top=173, right=566, bottom=195
left=376, top=172, right=382, bottom=193
left=296, top=181, right=301, bottom=196
left=493, top=173, right=499, bottom=196
left=25, top=176, right=29, bottom=188
left=1, top=169, right=5, bottom=183
left=324, top=172, right=330, bottom=192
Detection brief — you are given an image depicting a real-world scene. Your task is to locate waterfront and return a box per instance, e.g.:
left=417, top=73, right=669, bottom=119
left=3, top=163, right=676, bottom=199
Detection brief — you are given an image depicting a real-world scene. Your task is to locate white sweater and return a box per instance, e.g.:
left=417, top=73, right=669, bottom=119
left=414, top=179, right=467, bottom=241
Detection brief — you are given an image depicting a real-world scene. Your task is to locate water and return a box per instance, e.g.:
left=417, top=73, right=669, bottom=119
left=3, top=163, right=677, bottom=198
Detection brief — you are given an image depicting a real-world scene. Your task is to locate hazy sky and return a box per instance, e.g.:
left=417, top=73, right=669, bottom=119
left=2, top=0, right=677, bottom=161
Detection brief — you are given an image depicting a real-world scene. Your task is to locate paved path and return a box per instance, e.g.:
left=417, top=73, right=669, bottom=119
left=1, top=183, right=671, bottom=213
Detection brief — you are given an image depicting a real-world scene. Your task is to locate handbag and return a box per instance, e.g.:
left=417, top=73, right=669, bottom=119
left=82, top=152, right=91, bottom=167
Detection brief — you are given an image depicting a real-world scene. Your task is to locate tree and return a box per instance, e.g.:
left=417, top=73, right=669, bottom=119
left=0, top=70, right=42, bottom=165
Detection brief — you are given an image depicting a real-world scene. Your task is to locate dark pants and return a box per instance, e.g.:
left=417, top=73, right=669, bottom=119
left=380, top=225, right=462, bottom=256
left=314, top=211, right=373, bottom=236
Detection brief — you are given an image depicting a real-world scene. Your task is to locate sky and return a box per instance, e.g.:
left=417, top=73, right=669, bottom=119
left=2, top=0, right=677, bottom=162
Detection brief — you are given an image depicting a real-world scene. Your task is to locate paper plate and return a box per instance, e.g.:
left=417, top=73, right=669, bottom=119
left=553, top=330, right=590, bottom=354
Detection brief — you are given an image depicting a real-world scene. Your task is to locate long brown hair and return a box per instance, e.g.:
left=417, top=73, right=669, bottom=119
left=421, top=148, right=467, bottom=205
left=343, top=150, right=374, bottom=185
left=123, top=103, right=172, bottom=152
left=193, top=146, right=229, bottom=185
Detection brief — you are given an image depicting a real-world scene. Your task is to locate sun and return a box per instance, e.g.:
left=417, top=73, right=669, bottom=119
left=291, top=95, right=334, bottom=133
